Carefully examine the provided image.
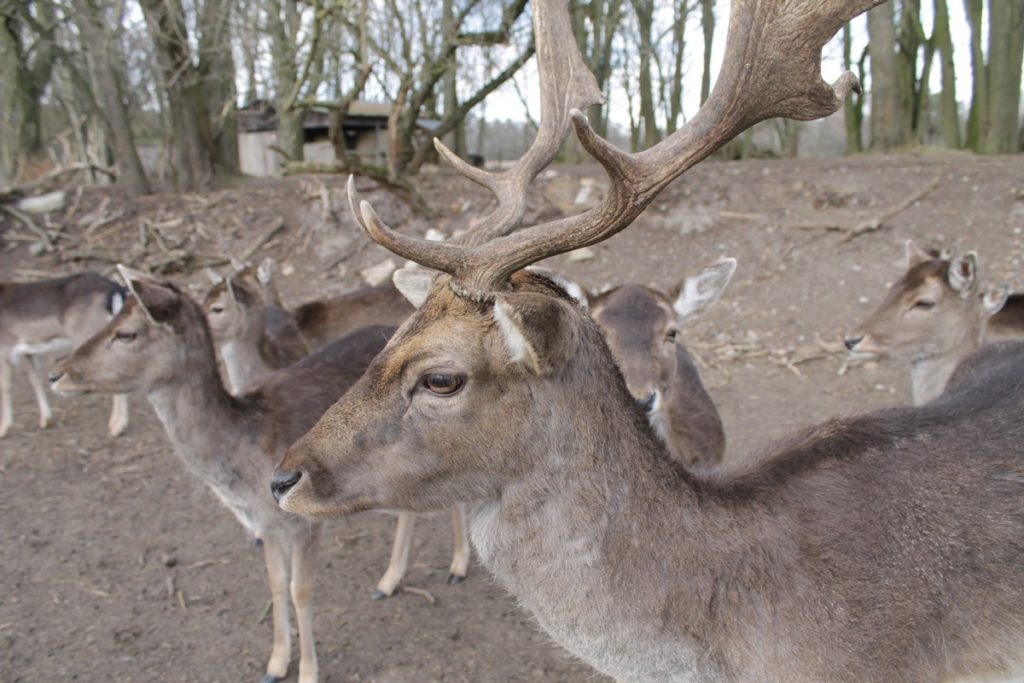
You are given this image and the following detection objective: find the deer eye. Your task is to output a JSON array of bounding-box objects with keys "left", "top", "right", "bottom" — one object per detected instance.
[
  {"left": 114, "top": 330, "right": 137, "bottom": 342},
  {"left": 209, "top": 305, "right": 225, "bottom": 314},
  {"left": 421, "top": 373, "right": 465, "bottom": 396},
  {"left": 666, "top": 328, "right": 679, "bottom": 342},
  {"left": 912, "top": 300, "right": 935, "bottom": 310}
]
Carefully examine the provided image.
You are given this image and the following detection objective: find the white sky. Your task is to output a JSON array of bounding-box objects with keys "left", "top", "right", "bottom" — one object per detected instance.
[{"left": 495, "top": 1, "right": 979, "bottom": 130}]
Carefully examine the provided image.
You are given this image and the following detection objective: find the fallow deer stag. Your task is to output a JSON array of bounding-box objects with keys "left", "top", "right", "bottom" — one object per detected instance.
[
  {"left": 273, "top": 0, "right": 1024, "bottom": 681},
  {"left": 586, "top": 259, "right": 736, "bottom": 464},
  {"left": 203, "top": 261, "right": 470, "bottom": 598},
  {"left": 844, "top": 241, "right": 1011, "bottom": 404},
  {"left": 1, "top": 272, "right": 129, "bottom": 438},
  {"left": 51, "top": 266, "right": 395, "bottom": 683}
]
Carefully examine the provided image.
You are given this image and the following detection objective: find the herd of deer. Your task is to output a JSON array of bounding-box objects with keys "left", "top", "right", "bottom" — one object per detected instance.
[{"left": 2, "top": 1, "right": 1023, "bottom": 681}]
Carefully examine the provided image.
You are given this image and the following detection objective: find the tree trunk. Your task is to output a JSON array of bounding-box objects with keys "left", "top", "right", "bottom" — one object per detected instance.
[
  {"left": 868, "top": 2, "right": 906, "bottom": 150},
  {"left": 980, "top": 0, "right": 1024, "bottom": 154},
  {"left": 441, "top": 0, "right": 465, "bottom": 157},
  {"left": 198, "top": 0, "right": 239, "bottom": 174},
  {"left": 266, "top": 0, "right": 304, "bottom": 163},
  {"left": 139, "top": 0, "right": 214, "bottom": 190},
  {"left": 699, "top": 0, "right": 714, "bottom": 105},
  {"left": 842, "top": 22, "right": 864, "bottom": 153},
  {"left": 666, "top": 1, "right": 688, "bottom": 134},
  {"left": 963, "top": 0, "right": 986, "bottom": 150},
  {"left": 896, "top": 0, "right": 922, "bottom": 138},
  {"left": 933, "top": 0, "right": 960, "bottom": 148},
  {"left": 631, "top": 0, "right": 659, "bottom": 148},
  {"left": 69, "top": 0, "right": 151, "bottom": 195}
]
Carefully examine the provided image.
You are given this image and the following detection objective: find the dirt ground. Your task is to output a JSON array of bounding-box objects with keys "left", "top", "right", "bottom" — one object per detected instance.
[{"left": 2, "top": 151, "right": 1023, "bottom": 682}]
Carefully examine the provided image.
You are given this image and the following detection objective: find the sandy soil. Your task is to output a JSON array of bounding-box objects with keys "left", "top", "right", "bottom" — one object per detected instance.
[{"left": 1, "top": 151, "right": 1023, "bottom": 682}]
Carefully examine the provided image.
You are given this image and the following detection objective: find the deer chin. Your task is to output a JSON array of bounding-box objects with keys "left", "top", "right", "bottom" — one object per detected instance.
[{"left": 50, "top": 373, "right": 99, "bottom": 396}]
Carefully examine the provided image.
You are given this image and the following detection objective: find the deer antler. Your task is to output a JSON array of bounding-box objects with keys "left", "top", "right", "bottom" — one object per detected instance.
[{"left": 352, "top": 0, "right": 884, "bottom": 300}]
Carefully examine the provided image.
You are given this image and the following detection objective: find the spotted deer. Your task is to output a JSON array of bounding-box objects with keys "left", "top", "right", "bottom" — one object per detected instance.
[
  {"left": 1, "top": 272, "right": 129, "bottom": 438},
  {"left": 844, "top": 241, "right": 1011, "bottom": 405},
  {"left": 271, "top": 1, "right": 1024, "bottom": 681},
  {"left": 203, "top": 261, "right": 469, "bottom": 599},
  {"left": 51, "top": 266, "right": 399, "bottom": 683},
  {"left": 586, "top": 259, "right": 736, "bottom": 465}
]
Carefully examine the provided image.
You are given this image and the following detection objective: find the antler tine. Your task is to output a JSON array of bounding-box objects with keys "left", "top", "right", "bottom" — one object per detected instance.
[
  {"left": 444, "top": 0, "right": 885, "bottom": 292},
  {"left": 436, "top": 0, "right": 602, "bottom": 248},
  {"left": 346, "top": 0, "right": 600, "bottom": 281}
]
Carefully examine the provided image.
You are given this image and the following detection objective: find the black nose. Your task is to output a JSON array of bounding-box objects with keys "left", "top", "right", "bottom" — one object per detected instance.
[
  {"left": 271, "top": 470, "right": 302, "bottom": 502},
  {"left": 636, "top": 392, "right": 656, "bottom": 413},
  {"left": 844, "top": 335, "right": 864, "bottom": 352},
  {"left": 49, "top": 372, "right": 64, "bottom": 383}
]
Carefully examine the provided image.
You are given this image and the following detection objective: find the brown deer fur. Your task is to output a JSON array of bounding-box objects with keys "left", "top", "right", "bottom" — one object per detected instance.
[
  {"left": 845, "top": 243, "right": 1011, "bottom": 405},
  {"left": 278, "top": 270, "right": 1024, "bottom": 682},
  {"left": 588, "top": 260, "right": 735, "bottom": 464}
]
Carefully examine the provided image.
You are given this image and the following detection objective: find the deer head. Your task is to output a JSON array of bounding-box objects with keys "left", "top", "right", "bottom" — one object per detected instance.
[
  {"left": 203, "top": 258, "right": 278, "bottom": 344},
  {"left": 845, "top": 241, "right": 1009, "bottom": 363},
  {"left": 590, "top": 259, "right": 736, "bottom": 410},
  {"left": 52, "top": 266, "right": 213, "bottom": 396},
  {"left": 272, "top": 0, "right": 882, "bottom": 517}
]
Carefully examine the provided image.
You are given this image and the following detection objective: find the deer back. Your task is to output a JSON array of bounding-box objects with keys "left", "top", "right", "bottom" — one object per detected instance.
[{"left": 293, "top": 285, "right": 414, "bottom": 350}]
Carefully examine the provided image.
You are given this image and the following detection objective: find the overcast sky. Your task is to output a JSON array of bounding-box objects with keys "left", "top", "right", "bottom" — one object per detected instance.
[{"left": 496, "top": 1, "right": 979, "bottom": 130}]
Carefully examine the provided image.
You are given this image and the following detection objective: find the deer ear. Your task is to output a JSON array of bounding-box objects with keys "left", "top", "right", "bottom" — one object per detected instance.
[
  {"left": 230, "top": 257, "right": 246, "bottom": 273},
  {"left": 904, "top": 240, "right": 935, "bottom": 269},
  {"left": 116, "top": 264, "right": 180, "bottom": 324},
  {"left": 948, "top": 251, "right": 979, "bottom": 297},
  {"left": 393, "top": 266, "right": 434, "bottom": 308},
  {"left": 672, "top": 258, "right": 737, "bottom": 324},
  {"left": 983, "top": 285, "right": 1009, "bottom": 315},
  {"left": 525, "top": 266, "right": 589, "bottom": 309},
  {"left": 205, "top": 268, "right": 224, "bottom": 285},
  {"left": 493, "top": 293, "right": 576, "bottom": 375}
]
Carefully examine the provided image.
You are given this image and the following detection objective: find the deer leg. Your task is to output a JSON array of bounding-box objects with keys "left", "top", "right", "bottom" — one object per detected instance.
[
  {"left": 290, "top": 524, "right": 320, "bottom": 683},
  {"left": 448, "top": 503, "right": 471, "bottom": 584},
  {"left": 24, "top": 356, "right": 53, "bottom": 429},
  {"left": 0, "top": 359, "right": 12, "bottom": 438},
  {"left": 108, "top": 394, "right": 129, "bottom": 436},
  {"left": 373, "top": 511, "right": 416, "bottom": 599},
  {"left": 261, "top": 534, "right": 292, "bottom": 683}
]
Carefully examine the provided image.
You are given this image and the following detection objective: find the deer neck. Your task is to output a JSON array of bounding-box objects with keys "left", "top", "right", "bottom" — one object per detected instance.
[
  {"left": 145, "top": 336, "right": 271, "bottom": 532},
  {"left": 909, "top": 315, "right": 987, "bottom": 405},
  {"left": 469, "top": 336, "right": 739, "bottom": 682},
  {"left": 220, "top": 327, "right": 272, "bottom": 394}
]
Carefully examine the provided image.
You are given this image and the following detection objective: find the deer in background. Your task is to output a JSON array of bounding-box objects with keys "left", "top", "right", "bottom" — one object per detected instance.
[
  {"left": 203, "top": 260, "right": 309, "bottom": 394},
  {"left": 844, "top": 241, "right": 1010, "bottom": 405},
  {"left": 1, "top": 272, "right": 129, "bottom": 439},
  {"left": 204, "top": 260, "right": 470, "bottom": 598},
  {"left": 51, "top": 266, "right": 399, "bottom": 683},
  {"left": 273, "top": 1, "right": 1024, "bottom": 681},
  {"left": 587, "top": 259, "right": 735, "bottom": 465}
]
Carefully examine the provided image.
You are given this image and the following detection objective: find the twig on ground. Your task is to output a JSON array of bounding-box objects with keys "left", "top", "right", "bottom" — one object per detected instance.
[
  {"left": 1, "top": 204, "right": 54, "bottom": 251},
  {"left": 399, "top": 586, "right": 437, "bottom": 605},
  {"left": 840, "top": 178, "right": 942, "bottom": 242}
]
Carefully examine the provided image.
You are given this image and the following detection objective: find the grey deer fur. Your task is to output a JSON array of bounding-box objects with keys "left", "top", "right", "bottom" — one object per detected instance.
[
  {"left": 1, "top": 272, "right": 129, "bottom": 438},
  {"left": 52, "top": 267, "right": 394, "bottom": 683}
]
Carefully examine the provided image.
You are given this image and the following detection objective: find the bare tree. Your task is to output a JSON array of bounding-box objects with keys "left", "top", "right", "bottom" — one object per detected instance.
[
  {"left": 0, "top": 0, "right": 57, "bottom": 178},
  {"left": 867, "top": 1, "right": 906, "bottom": 150},
  {"left": 842, "top": 20, "right": 866, "bottom": 153},
  {"left": 980, "top": 0, "right": 1024, "bottom": 154},
  {"left": 933, "top": 0, "right": 959, "bottom": 148},
  {"left": 138, "top": 0, "right": 215, "bottom": 190}
]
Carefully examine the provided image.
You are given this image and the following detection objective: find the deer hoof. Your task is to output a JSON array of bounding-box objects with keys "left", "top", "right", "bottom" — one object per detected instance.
[
  {"left": 259, "top": 676, "right": 283, "bottom": 683},
  {"left": 371, "top": 589, "right": 390, "bottom": 600},
  {"left": 447, "top": 573, "right": 466, "bottom": 585}
]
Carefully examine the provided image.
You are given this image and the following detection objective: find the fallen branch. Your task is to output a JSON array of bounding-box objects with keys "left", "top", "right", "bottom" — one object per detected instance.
[
  {"left": 398, "top": 586, "right": 437, "bottom": 605},
  {"left": 840, "top": 178, "right": 942, "bottom": 242},
  {"left": 1, "top": 204, "right": 54, "bottom": 251},
  {"left": 237, "top": 217, "right": 286, "bottom": 262}
]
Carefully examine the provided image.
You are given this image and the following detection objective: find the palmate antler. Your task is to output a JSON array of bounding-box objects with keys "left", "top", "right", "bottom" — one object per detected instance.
[{"left": 350, "top": 0, "right": 885, "bottom": 301}]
